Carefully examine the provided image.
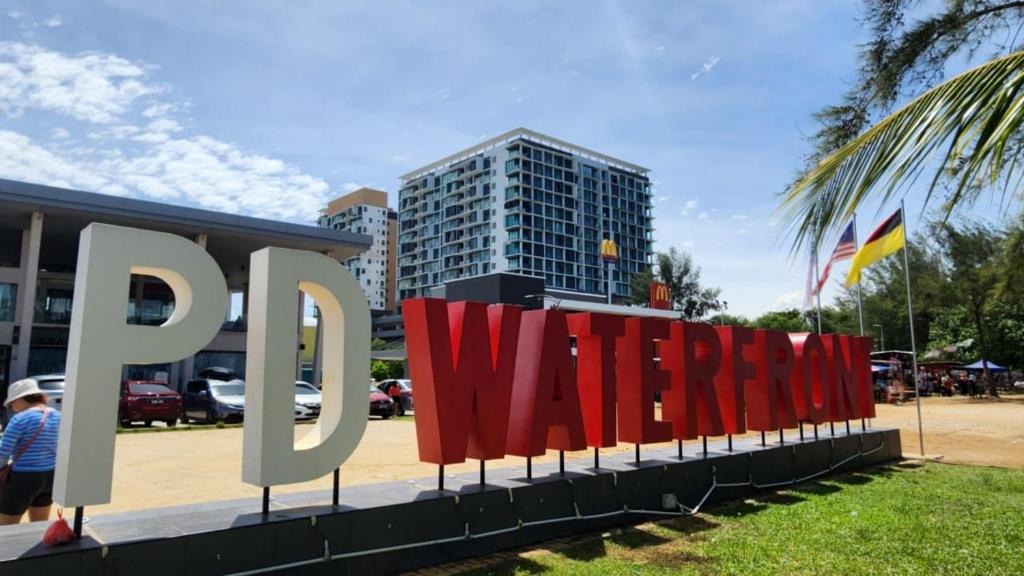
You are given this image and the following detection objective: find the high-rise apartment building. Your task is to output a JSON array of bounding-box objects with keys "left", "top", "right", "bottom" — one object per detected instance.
[
  {"left": 397, "top": 128, "right": 653, "bottom": 301},
  {"left": 319, "top": 188, "right": 397, "bottom": 312}
]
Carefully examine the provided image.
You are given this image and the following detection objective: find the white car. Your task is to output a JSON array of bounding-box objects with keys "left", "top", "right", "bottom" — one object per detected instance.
[{"left": 294, "top": 381, "right": 322, "bottom": 420}]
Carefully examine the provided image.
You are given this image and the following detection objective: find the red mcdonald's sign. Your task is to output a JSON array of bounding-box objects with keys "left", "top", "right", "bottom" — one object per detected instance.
[
  {"left": 403, "top": 298, "right": 875, "bottom": 466},
  {"left": 649, "top": 281, "right": 670, "bottom": 310}
]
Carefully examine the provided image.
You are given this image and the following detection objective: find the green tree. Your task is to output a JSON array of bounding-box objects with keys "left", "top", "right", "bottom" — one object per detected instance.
[
  {"left": 934, "top": 221, "right": 1004, "bottom": 395},
  {"left": 748, "top": 309, "right": 811, "bottom": 332},
  {"left": 628, "top": 247, "right": 722, "bottom": 320},
  {"left": 780, "top": 0, "right": 1024, "bottom": 252}
]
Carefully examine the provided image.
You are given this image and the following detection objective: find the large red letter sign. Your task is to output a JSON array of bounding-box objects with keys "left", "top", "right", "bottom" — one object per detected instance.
[
  {"left": 822, "top": 334, "right": 862, "bottom": 421},
  {"left": 506, "top": 309, "right": 587, "bottom": 457},
  {"left": 567, "top": 313, "right": 625, "bottom": 448},
  {"left": 661, "top": 322, "right": 724, "bottom": 439},
  {"left": 789, "top": 333, "right": 831, "bottom": 424},
  {"left": 853, "top": 336, "right": 877, "bottom": 418},
  {"left": 616, "top": 317, "right": 672, "bottom": 444},
  {"left": 714, "top": 326, "right": 755, "bottom": 434},
  {"left": 747, "top": 330, "right": 798, "bottom": 431},
  {"left": 403, "top": 299, "right": 521, "bottom": 465}
]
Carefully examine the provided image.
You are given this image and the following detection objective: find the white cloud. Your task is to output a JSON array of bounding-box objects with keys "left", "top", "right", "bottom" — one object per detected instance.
[
  {"left": 697, "top": 211, "right": 709, "bottom": 220},
  {"left": 773, "top": 290, "right": 803, "bottom": 310},
  {"left": 655, "top": 194, "right": 668, "bottom": 204},
  {"left": 8, "top": 11, "right": 22, "bottom": 20},
  {"left": 0, "top": 42, "right": 164, "bottom": 123},
  {"left": 680, "top": 198, "right": 698, "bottom": 216},
  {"left": 44, "top": 16, "right": 62, "bottom": 28},
  {"left": 731, "top": 214, "right": 747, "bottom": 221},
  {"left": 691, "top": 56, "right": 720, "bottom": 80},
  {"left": 0, "top": 42, "right": 334, "bottom": 222}
]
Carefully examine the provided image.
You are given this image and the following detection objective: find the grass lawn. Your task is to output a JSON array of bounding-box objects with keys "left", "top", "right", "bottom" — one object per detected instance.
[{"left": 459, "top": 462, "right": 1024, "bottom": 576}]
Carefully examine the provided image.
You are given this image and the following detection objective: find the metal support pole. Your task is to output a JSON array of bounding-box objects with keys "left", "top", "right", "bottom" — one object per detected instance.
[
  {"left": 799, "top": 422, "right": 805, "bottom": 440},
  {"left": 559, "top": 451, "right": 565, "bottom": 476},
  {"left": 779, "top": 429, "right": 784, "bottom": 445},
  {"left": 814, "top": 424, "right": 819, "bottom": 440},
  {"left": 846, "top": 421, "right": 851, "bottom": 435},
  {"left": 900, "top": 200, "right": 925, "bottom": 458},
  {"left": 702, "top": 436, "right": 708, "bottom": 458},
  {"left": 830, "top": 422, "right": 835, "bottom": 437},
  {"left": 635, "top": 443, "right": 640, "bottom": 464},
  {"left": 73, "top": 506, "right": 84, "bottom": 538},
  {"left": 594, "top": 447, "right": 600, "bottom": 470},
  {"left": 480, "top": 460, "right": 486, "bottom": 486},
  {"left": 727, "top": 434, "right": 733, "bottom": 452},
  {"left": 526, "top": 457, "right": 532, "bottom": 480},
  {"left": 760, "top": 431, "right": 766, "bottom": 446},
  {"left": 262, "top": 487, "right": 270, "bottom": 516},
  {"left": 677, "top": 439, "right": 684, "bottom": 460},
  {"left": 332, "top": 468, "right": 340, "bottom": 506},
  {"left": 853, "top": 213, "right": 866, "bottom": 338},
  {"left": 438, "top": 465, "right": 444, "bottom": 491},
  {"left": 861, "top": 418, "right": 867, "bottom": 431}
]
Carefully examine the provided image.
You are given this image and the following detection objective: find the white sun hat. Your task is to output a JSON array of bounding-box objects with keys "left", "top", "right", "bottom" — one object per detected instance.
[{"left": 3, "top": 378, "right": 44, "bottom": 407}]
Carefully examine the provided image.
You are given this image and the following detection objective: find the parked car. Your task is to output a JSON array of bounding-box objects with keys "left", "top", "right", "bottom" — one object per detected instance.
[
  {"left": 2, "top": 374, "right": 65, "bottom": 428},
  {"left": 119, "top": 380, "right": 181, "bottom": 427},
  {"left": 182, "top": 376, "right": 246, "bottom": 424},
  {"left": 376, "top": 379, "right": 413, "bottom": 415},
  {"left": 369, "top": 385, "right": 393, "bottom": 419},
  {"left": 295, "top": 381, "right": 322, "bottom": 420}
]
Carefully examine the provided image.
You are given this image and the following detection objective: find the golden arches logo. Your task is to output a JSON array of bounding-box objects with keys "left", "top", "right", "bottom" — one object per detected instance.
[
  {"left": 650, "top": 281, "right": 670, "bottom": 309},
  {"left": 600, "top": 239, "right": 619, "bottom": 262}
]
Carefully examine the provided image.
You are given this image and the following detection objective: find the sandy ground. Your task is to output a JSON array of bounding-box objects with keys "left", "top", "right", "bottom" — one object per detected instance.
[{"left": 77, "top": 395, "right": 1024, "bottom": 516}]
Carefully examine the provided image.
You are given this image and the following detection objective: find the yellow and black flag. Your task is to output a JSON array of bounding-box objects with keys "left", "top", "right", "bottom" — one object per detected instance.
[{"left": 845, "top": 209, "right": 905, "bottom": 286}]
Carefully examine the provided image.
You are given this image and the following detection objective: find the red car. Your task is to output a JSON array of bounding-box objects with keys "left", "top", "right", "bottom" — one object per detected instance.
[
  {"left": 119, "top": 380, "right": 182, "bottom": 427},
  {"left": 369, "top": 385, "right": 394, "bottom": 419}
]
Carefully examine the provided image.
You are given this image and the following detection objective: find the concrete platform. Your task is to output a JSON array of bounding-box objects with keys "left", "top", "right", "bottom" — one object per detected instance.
[{"left": 0, "top": 428, "right": 901, "bottom": 575}]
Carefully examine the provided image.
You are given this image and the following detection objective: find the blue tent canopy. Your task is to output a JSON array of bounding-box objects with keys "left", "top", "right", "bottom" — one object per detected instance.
[{"left": 962, "top": 360, "right": 1008, "bottom": 371}]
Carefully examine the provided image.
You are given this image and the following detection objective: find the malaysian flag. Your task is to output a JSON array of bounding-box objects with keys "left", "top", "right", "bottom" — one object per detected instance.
[{"left": 813, "top": 221, "right": 857, "bottom": 295}]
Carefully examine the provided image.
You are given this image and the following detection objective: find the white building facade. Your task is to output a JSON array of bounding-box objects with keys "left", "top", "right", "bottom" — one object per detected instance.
[{"left": 397, "top": 128, "right": 654, "bottom": 302}]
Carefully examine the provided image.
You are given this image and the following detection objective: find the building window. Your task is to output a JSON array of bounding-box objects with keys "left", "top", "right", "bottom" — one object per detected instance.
[{"left": 0, "top": 283, "right": 16, "bottom": 322}]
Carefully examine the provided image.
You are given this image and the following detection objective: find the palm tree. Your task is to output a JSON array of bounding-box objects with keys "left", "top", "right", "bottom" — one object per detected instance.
[{"left": 780, "top": 50, "right": 1024, "bottom": 253}]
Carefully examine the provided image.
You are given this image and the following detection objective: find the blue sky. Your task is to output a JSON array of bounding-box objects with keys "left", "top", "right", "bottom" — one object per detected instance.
[{"left": 0, "top": 1, "right": 1006, "bottom": 317}]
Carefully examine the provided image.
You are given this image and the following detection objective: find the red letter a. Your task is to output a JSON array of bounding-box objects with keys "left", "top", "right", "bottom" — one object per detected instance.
[{"left": 506, "top": 309, "right": 587, "bottom": 457}]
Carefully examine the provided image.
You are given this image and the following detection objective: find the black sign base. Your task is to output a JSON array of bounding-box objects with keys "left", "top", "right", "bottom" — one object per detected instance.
[{"left": 0, "top": 429, "right": 901, "bottom": 575}]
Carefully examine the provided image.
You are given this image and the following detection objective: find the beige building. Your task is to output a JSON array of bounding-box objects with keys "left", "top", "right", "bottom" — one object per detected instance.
[{"left": 319, "top": 188, "right": 398, "bottom": 312}]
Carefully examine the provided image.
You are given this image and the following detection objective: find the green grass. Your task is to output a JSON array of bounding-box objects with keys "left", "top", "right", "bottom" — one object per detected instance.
[{"left": 461, "top": 463, "right": 1024, "bottom": 576}]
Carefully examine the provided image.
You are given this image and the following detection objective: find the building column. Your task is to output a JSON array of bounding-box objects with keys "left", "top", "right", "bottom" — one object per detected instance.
[
  {"left": 311, "top": 311, "right": 323, "bottom": 386},
  {"left": 10, "top": 212, "right": 43, "bottom": 381},
  {"left": 296, "top": 291, "right": 305, "bottom": 380}
]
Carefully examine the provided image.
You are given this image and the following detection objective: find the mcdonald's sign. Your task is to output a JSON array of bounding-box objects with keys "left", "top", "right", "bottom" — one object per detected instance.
[
  {"left": 600, "top": 239, "right": 618, "bottom": 262},
  {"left": 649, "top": 281, "right": 670, "bottom": 309}
]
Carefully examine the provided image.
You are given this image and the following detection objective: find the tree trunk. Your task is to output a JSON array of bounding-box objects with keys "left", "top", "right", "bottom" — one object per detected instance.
[{"left": 969, "top": 295, "right": 998, "bottom": 397}]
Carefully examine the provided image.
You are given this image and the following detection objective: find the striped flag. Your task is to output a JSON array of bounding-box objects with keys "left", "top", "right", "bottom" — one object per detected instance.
[
  {"left": 845, "top": 210, "right": 905, "bottom": 287},
  {"left": 812, "top": 221, "right": 857, "bottom": 296}
]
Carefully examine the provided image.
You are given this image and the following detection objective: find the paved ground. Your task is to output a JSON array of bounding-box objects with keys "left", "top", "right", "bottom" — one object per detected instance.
[{"left": 81, "top": 395, "right": 1024, "bottom": 516}]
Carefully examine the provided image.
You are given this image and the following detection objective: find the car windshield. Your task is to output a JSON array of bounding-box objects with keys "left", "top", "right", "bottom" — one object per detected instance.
[
  {"left": 370, "top": 385, "right": 380, "bottom": 392},
  {"left": 295, "top": 383, "right": 319, "bottom": 395},
  {"left": 211, "top": 381, "right": 245, "bottom": 397},
  {"left": 130, "top": 383, "right": 173, "bottom": 394},
  {"left": 37, "top": 380, "right": 65, "bottom": 391}
]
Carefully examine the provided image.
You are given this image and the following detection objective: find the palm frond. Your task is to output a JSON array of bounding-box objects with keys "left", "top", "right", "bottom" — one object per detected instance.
[{"left": 780, "top": 50, "right": 1024, "bottom": 255}]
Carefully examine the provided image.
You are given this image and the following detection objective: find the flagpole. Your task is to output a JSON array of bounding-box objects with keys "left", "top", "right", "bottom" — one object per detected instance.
[
  {"left": 852, "top": 213, "right": 865, "bottom": 337},
  {"left": 900, "top": 200, "right": 924, "bottom": 457},
  {"left": 813, "top": 213, "right": 823, "bottom": 334}
]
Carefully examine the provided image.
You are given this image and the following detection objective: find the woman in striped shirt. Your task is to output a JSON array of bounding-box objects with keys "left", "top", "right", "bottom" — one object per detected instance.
[{"left": 0, "top": 378, "right": 62, "bottom": 524}]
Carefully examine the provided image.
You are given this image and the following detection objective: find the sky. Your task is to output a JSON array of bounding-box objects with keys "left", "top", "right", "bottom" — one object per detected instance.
[{"left": 0, "top": 1, "right": 1009, "bottom": 317}]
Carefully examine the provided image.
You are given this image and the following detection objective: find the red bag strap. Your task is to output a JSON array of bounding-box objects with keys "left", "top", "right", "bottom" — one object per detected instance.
[{"left": 11, "top": 407, "right": 51, "bottom": 465}]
